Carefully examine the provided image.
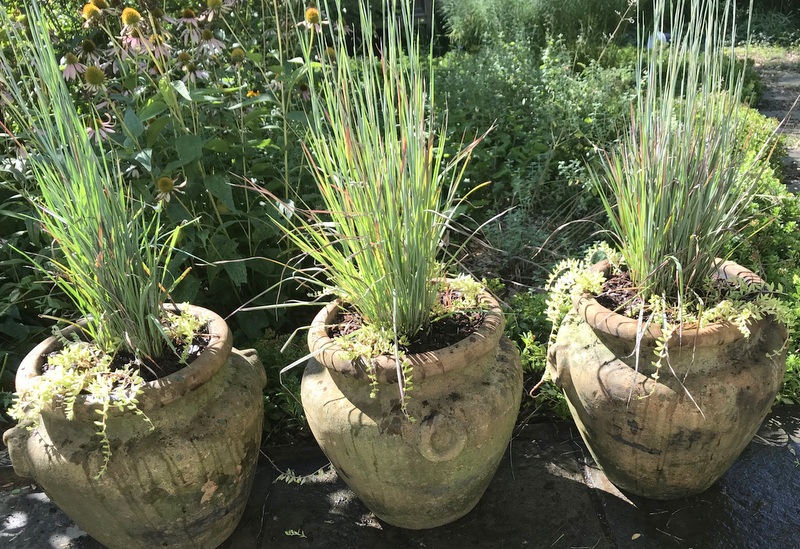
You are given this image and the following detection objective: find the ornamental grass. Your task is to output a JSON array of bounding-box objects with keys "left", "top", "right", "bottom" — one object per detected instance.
[
  {"left": 256, "top": 0, "right": 488, "bottom": 342},
  {"left": 0, "top": 1, "right": 183, "bottom": 360},
  {"left": 588, "top": 0, "right": 773, "bottom": 305}
]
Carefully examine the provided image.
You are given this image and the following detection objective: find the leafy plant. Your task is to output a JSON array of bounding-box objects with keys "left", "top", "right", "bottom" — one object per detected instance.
[
  {"left": 780, "top": 346, "right": 800, "bottom": 405},
  {"left": 773, "top": 272, "right": 800, "bottom": 405},
  {"left": 0, "top": 3, "right": 183, "bottom": 360},
  {"left": 509, "top": 292, "right": 570, "bottom": 418},
  {"left": 1, "top": 0, "right": 319, "bottom": 347},
  {"left": 433, "top": 38, "right": 635, "bottom": 268},
  {"left": 252, "top": 328, "right": 307, "bottom": 440},
  {"left": 438, "top": 0, "right": 633, "bottom": 51}
]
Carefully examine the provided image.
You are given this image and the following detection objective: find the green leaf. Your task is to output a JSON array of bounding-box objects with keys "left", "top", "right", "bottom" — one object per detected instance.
[
  {"left": 171, "top": 80, "right": 192, "bottom": 102},
  {"left": 0, "top": 319, "right": 28, "bottom": 339},
  {"left": 123, "top": 109, "right": 144, "bottom": 138},
  {"left": 531, "top": 142, "right": 549, "bottom": 154},
  {"left": 145, "top": 116, "right": 171, "bottom": 148},
  {"left": 204, "top": 138, "right": 230, "bottom": 153},
  {"left": 189, "top": 90, "right": 223, "bottom": 103},
  {"left": 138, "top": 100, "right": 169, "bottom": 121},
  {"left": 170, "top": 273, "right": 201, "bottom": 303},
  {"left": 210, "top": 235, "right": 247, "bottom": 287},
  {"left": 224, "top": 260, "right": 247, "bottom": 287},
  {"left": 228, "top": 91, "right": 276, "bottom": 110},
  {"left": 176, "top": 134, "right": 204, "bottom": 164},
  {"left": 134, "top": 149, "right": 153, "bottom": 173},
  {"left": 204, "top": 175, "right": 235, "bottom": 211},
  {"left": 285, "top": 111, "right": 308, "bottom": 123},
  {"left": 122, "top": 73, "right": 138, "bottom": 91},
  {"left": 244, "top": 108, "right": 270, "bottom": 126}
]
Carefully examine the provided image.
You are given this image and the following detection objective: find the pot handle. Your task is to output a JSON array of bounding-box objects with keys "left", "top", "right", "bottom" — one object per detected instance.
[
  {"left": 236, "top": 348, "right": 267, "bottom": 390},
  {"left": 546, "top": 344, "right": 561, "bottom": 387},
  {"left": 3, "top": 421, "right": 35, "bottom": 479},
  {"left": 416, "top": 413, "right": 467, "bottom": 463}
]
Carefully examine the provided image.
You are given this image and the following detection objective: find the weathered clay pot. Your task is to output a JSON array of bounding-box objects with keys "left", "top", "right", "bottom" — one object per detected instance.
[
  {"left": 547, "top": 260, "right": 788, "bottom": 499},
  {"left": 3, "top": 305, "right": 266, "bottom": 549},
  {"left": 301, "top": 291, "right": 523, "bottom": 529}
]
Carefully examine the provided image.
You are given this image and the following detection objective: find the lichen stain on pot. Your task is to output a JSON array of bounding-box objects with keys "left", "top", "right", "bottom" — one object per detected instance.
[
  {"left": 2, "top": 308, "right": 266, "bottom": 549},
  {"left": 301, "top": 292, "right": 524, "bottom": 529},
  {"left": 550, "top": 274, "right": 787, "bottom": 499}
]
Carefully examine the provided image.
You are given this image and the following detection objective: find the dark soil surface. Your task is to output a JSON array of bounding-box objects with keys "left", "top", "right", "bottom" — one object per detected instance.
[
  {"left": 39, "top": 322, "right": 212, "bottom": 383},
  {"left": 594, "top": 269, "right": 758, "bottom": 323},
  {"left": 595, "top": 270, "right": 643, "bottom": 316},
  {"left": 335, "top": 307, "right": 485, "bottom": 354},
  {"left": 135, "top": 327, "right": 211, "bottom": 382}
]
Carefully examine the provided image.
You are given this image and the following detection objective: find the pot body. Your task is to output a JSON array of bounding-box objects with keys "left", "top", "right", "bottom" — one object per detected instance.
[
  {"left": 548, "top": 261, "right": 788, "bottom": 499},
  {"left": 3, "top": 305, "right": 266, "bottom": 549},
  {"left": 301, "top": 293, "right": 523, "bottom": 529}
]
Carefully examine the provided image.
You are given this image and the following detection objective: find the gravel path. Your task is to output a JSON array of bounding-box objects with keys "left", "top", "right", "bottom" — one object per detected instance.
[{"left": 753, "top": 47, "right": 800, "bottom": 192}]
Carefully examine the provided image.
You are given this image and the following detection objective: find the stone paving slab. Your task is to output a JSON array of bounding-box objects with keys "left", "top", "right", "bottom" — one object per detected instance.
[
  {"left": 224, "top": 421, "right": 613, "bottom": 549},
  {"left": 2, "top": 406, "right": 799, "bottom": 548}
]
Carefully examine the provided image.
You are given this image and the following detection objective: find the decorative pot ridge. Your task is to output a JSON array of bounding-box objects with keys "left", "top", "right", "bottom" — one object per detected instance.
[
  {"left": 12, "top": 304, "right": 235, "bottom": 415},
  {"left": 576, "top": 258, "right": 780, "bottom": 348},
  {"left": 307, "top": 293, "right": 505, "bottom": 383}
]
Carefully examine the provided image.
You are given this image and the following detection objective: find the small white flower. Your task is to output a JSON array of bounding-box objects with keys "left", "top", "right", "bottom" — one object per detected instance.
[{"left": 277, "top": 199, "right": 295, "bottom": 219}]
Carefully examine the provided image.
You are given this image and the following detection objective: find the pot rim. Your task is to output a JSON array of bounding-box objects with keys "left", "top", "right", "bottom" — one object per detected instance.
[
  {"left": 307, "top": 288, "right": 505, "bottom": 383},
  {"left": 15, "top": 304, "right": 233, "bottom": 412},
  {"left": 576, "top": 258, "right": 776, "bottom": 347}
]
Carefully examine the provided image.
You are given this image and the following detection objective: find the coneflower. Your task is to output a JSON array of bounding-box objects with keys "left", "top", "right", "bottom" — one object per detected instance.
[
  {"left": 83, "top": 65, "right": 106, "bottom": 92},
  {"left": 82, "top": 3, "right": 101, "bottom": 24},
  {"left": 230, "top": 47, "right": 246, "bottom": 64},
  {"left": 121, "top": 7, "right": 142, "bottom": 29},
  {"left": 61, "top": 52, "right": 86, "bottom": 81}
]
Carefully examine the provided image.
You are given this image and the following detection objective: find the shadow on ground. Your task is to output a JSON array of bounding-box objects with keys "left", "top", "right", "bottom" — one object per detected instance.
[{"left": 2, "top": 406, "right": 799, "bottom": 549}]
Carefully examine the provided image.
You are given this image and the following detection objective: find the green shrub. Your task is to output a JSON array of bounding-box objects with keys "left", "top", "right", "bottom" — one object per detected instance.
[
  {"left": 438, "top": 0, "right": 633, "bottom": 51},
  {"left": 504, "top": 290, "right": 569, "bottom": 418},
  {"left": 597, "top": 44, "right": 765, "bottom": 104},
  {"left": 252, "top": 329, "right": 308, "bottom": 439},
  {"left": 727, "top": 167, "right": 800, "bottom": 289},
  {"left": 780, "top": 352, "right": 800, "bottom": 405},
  {"left": 0, "top": 147, "right": 73, "bottom": 370},
  {"left": 434, "top": 38, "right": 635, "bottom": 261},
  {"left": 777, "top": 273, "right": 800, "bottom": 405},
  {"left": 741, "top": 7, "right": 800, "bottom": 46},
  {"left": 723, "top": 108, "right": 798, "bottom": 288}
]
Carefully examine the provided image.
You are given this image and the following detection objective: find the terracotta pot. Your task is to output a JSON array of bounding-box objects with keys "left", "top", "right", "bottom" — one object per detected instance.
[
  {"left": 547, "top": 260, "right": 788, "bottom": 499},
  {"left": 301, "top": 290, "right": 523, "bottom": 529},
  {"left": 3, "top": 305, "right": 266, "bottom": 549}
]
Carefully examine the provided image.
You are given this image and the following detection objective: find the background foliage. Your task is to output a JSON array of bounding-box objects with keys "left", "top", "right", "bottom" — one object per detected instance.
[{"left": 3, "top": 0, "right": 800, "bottom": 428}]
